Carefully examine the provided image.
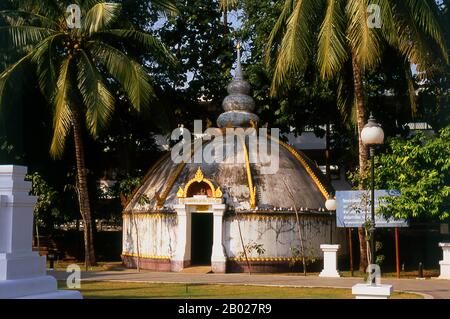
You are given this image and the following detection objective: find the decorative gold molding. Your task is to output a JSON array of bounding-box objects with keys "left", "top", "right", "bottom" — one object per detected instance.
[
  {"left": 239, "top": 135, "right": 257, "bottom": 208},
  {"left": 122, "top": 252, "right": 170, "bottom": 260},
  {"left": 270, "top": 135, "right": 329, "bottom": 200},
  {"left": 177, "top": 167, "right": 223, "bottom": 199},
  {"left": 225, "top": 213, "right": 331, "bottom": 221},
  {"left": 154, "top": 140, "right": 208, "bottom": 208},
  {"left": 228, "top": 257, "right": 303, "bottom": 262},
  {"left": 156, "top": 162, "right": 186, "bottom": 208},
  {"left": 123, "top": 212, "right": 176, "bottom": 219},
  {"left": 123, "top": 152, "right": 171, "bottom": 210}
]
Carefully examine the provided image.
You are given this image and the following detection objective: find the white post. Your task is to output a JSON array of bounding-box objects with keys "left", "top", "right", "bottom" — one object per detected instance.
[
  {"left": 438, "top": 242, "right": 450, "bottom": 279},
  {"left": 352, "top": 283, "right": 393, "bottom": 299},
  {"left": 319, "top": 244, "right": 340, "bottom": 277},
  {"left": 0, "top": 165, "right": 82, "bottom": 299},
  {"left": 211, "top": 204, "right": 227, "bottom": 273},
  {"left": 171, "top": 204, "right": 191, "bottom": 271}
]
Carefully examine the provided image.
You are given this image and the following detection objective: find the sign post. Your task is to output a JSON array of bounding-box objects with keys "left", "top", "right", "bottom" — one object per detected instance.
[{"left": 336, "top": 190, "right": 408, "bottom": 278}]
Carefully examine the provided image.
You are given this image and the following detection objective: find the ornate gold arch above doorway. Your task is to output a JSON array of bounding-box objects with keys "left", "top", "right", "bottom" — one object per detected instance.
[{"left": 176, "top": 167, "right": 223, "bottom": 198}]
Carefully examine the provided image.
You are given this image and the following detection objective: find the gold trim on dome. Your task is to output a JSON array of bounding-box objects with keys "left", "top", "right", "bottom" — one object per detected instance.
[
  {"left": 123, "top": 152, "right": 171, "bottom": 210},
  {"left": 239, "top": 135, "right": 257, "bottom": 209},
  {"left": 270, "top": 135, "right": 329, "bottom": 200},
  {"left": 156, "top": 162, "right": 186, "bottom": 208},
  {"left": 177, "top": 167, "right": 223, "bottom": 199},
  {"left": 154, "top": 139, "right": 207, "bottom": 208}
]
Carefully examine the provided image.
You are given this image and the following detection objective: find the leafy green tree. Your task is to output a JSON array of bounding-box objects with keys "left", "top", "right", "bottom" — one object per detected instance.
[
  {"left": 350, "top": 126, "right": 450, "bottom": 221},
  {"left": 266, "top": 0, "right": 448, "bottom": 271},
  {"left": 0, "top": 0, "right": 177, "bottom": 266},
  {"left": 154, "top": 0, "right": 233, "bottom": 127}
]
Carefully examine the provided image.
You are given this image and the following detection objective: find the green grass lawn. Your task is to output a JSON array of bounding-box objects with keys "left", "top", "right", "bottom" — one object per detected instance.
[{"left": 59, "top": 281, "right": 422, "bottom": 299}]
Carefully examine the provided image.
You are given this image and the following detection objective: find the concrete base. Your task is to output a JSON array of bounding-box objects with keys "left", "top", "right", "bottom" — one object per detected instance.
[
  {"left": 319, "top": 270, "right": 340, "bottom": 278},
  {"left": 319, "top": 244, "right": 341, "bottom": 278},
  {"left": 352, "top": 283, "right": 393, "bottom": 299},
  {"left": 438, "top": 261, "right": 450, "bottom": 280},
  {"left": 438, "top": 243, "right": 450, "bottom": 279},
  {"left": 0, "top": 275, "right": 82, "bottom": 299},
  {"left": 211, "top": 261, "right": 226, "bottom": 273},
  {"left": 171, "top": 259, "right": 191, "bottom": 272}
]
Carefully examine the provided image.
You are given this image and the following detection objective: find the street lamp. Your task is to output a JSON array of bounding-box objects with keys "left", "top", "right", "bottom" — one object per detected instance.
[
  {"left": 325, "top": 195, "right": 337, "bottom": 244},
  {"left": 325, "top": 196, "right": 336, "bottom": 211},
  {"left": 361, "top": 113, "right": 384, "bottom": 265}
]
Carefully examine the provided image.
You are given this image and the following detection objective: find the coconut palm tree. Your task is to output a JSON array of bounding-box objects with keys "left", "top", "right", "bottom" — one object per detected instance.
[
  {"left": 266, "top": 0, "right": 448, "bottom": 271},
  {"left": 0, "top": 0, "right": 178, "bottom": 266}
]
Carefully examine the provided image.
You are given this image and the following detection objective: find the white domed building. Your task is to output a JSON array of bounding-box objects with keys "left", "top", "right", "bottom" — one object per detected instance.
[{"left": 122, "top": 49, "right": 346, "bottom": 273}]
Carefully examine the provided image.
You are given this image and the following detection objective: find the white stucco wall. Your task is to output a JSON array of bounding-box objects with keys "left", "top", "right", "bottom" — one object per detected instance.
[
  {"left": 224, "top": 215, "right": 346, "bottom": 259},
  {"left": 123, "top": 213, "right": 346, "bottom": 261},
  {"left": 122, "top": 214, "right": 177, "bottom": 257}
]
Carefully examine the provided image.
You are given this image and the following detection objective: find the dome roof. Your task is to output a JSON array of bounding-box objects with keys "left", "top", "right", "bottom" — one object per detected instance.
[
  {"left": 124, "top": 134, "right": 333, "bottom": 213},
  {"left": 124, "top": 45, "right": 334, "bottom": 214}
]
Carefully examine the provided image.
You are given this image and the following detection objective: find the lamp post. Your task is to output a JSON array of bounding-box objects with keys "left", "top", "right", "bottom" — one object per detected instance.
[
  {"left": 361, "top": 113, "right": 384, "bottom": 265},
  {"left": 325, "top": 196, "right": 337, "bottom": 244}
]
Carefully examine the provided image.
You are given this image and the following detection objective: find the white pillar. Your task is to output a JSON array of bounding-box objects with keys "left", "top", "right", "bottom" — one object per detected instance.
[
  {"left": 319, "top": 244, "right": 340, "bottom": 278},
  {"left": 211, "top": 204, "right": 227, "bottom": 273},
  {"left": 438, "top": 242, "right": 450, "bottom": 279},
  {"left": 171, "top": 204, "right": 191, "bottom": 271},
  {"left": 0, "top": 165, "right": 81, "bottom": 299}
]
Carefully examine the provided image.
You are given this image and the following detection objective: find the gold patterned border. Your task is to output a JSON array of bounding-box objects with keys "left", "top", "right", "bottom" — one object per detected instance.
[
  {"left": 122, "top": 252, "right": 170, "bottom": 260},
  {"left": 122, "top": 213, "right": 177, "bottom": 219},
  {"left": 228, "top": 257, "right": 303, "bottom": 262},
  {"left": 225, "top": 213, "right": 332, "bottom": 221}
]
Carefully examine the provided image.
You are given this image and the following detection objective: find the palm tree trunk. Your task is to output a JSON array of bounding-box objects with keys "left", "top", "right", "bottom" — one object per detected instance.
[
  {"left": 72, "top": 112, "right": 97, "bottom": 267},
  {"left": 223, "top": 9, "right": 228, "bottom": 32},
  {"left": 351, "top": 52, "right": 368, "bottom": 273}
]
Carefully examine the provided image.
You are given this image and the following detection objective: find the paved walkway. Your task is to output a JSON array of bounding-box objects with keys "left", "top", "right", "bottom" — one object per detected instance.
[{"left": 50, "top": 269, "right": 450, "bottom": 299}]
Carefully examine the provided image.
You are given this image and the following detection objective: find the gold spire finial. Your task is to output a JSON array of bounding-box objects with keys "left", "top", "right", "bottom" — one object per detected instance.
[{"left": 236, "top": 41, "right": 241, "bottom": 51}]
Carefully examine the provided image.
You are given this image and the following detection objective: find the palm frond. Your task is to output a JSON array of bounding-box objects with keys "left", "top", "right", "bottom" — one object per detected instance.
[
  {"left": 31, "top": 33, "right": 64, "bottom": 101},
  {"left": 317, "top": 0, "right": 348, "bottom": 79},
  {"left": 0, "top": 25, "right": 57, "bottom": 50},
  {"left": 50, "top": 58, "right": 73, "bottom": 158},
  {"left": 346, "top": 0, "right": 381, "bottom": 68},
  {"left": 10, "top": 0, "right": 64, "bottom": 21},
  {"left": 0, "top": 10, "right": 60, "bottom": 29},
  {"left": 101, "top": 29, "right": 177, "bottom": 67},
  {"left": 393, "top": 4, "right": 434, "bottom": 74},
  {"left": 77, "top": 49, "right": 115, "bottom": 136},
  {"left": 270, "top": 0, "right": 316, "bottom": 95},
  {"left": 83, "top": 2, "right": 121, "bottom": 35},
  {"left": 87, "top": 41, "right": 155, "bottom": 112},
  {"left": 264, "top": 0, "right": 296, "bottom": 67},
  {"left": 0, "top": 51, "right": 34, "bottom": 108},
  {"left": 151, "top": 0, "right": 180, "bottom": 16},
  {"left": 219, "top": 0, "right": 239, "bottom": 11},
  {"left": 404, "top": 0, "right": 448, "bottom": 63}
]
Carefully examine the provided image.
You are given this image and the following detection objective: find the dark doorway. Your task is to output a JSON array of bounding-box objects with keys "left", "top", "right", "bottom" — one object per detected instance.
[{"left": 191, "top": 213, "right": 213, "bottom": 265}]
